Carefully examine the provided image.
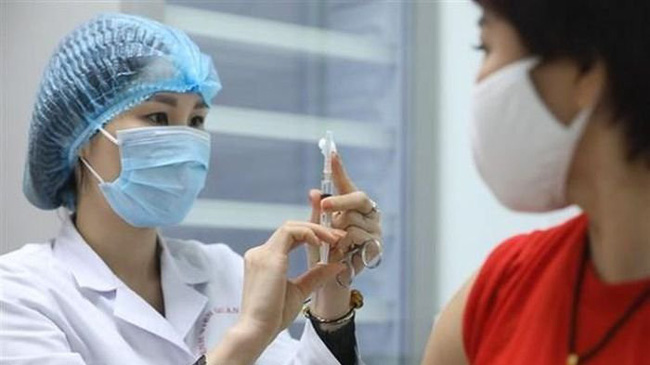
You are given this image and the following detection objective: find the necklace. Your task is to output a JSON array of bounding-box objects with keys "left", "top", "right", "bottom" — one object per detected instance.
[{"left": 566, "top": 240, "right": 650, "bottom": 365}]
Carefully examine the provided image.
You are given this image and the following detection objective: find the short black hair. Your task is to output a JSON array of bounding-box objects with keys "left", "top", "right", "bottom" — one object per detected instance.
[{"left": 475, "top": 0, "right": 650, "bottom": 165}]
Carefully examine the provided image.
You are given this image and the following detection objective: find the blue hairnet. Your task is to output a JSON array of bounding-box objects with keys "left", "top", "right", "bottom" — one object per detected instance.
[{"left": 23, "top": 13, "right": 221, "bottom": 210}]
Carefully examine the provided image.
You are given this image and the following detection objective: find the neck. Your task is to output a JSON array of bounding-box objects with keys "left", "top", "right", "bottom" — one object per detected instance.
[
  {"left": 75, "top": 193, "right": 160, "bottom": 286},
  {"left": 569, "top": 120, "right": 650, "bottom": 284},
  {"left": 584, "top": 187, "right": 650, "bottom": 283}
]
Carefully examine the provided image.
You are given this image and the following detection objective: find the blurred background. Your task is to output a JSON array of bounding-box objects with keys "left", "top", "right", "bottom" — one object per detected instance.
[{"left": 0, "top": 1, "right": 577, "bottom": 363}]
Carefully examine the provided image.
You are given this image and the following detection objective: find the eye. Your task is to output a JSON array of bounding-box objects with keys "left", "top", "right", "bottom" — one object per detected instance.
[
  {"left": 472, "top": 42, "right": 490, "bottom": 55},
  {"left": 473, "top": 43, "right": 489, "bottom": 53},
  {"left": 145, "top": 112, "right": 169, "bottom": 126},
  {"left": 190, "top": 115, "right": 205, "bottom": 128}
]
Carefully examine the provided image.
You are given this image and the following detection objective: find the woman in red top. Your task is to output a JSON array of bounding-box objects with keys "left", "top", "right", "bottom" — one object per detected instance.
[{"left": 423, "top": 0, "right": 650, "bottom": 364}]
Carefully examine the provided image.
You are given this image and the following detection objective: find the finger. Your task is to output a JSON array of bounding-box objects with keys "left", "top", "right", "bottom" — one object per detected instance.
[
  {"left": 271, "top": 223, "right": 343, "bottom": 254},
  {"left": 332, "top": 210, "right": 380, "bottom": 234},
  {"left": 302, "top": 220, "right": 348, "bottom": 267},
  {"left": 291, "top": 262, "right": 347, "bottom": 299},
  {"left": 337, "top": 226, "right": 374, "bottom": 253},
  {"left": 302, "top": 225, "right": 347, "bottom": 267},
  {"left": 324, "top": 247, "right": 346, "bottom": 263},
  {"left": 308, "top": 189, "right": 322, "bottom": 224},
  {"left": 350, "top": 249, "right": 367, "bottom": 276},
  {"left": 282, "top": 226, "right": 321, "bottom": 250},
  {"left": 284, "top": 221, "right": 347, "bottom": 240},
  {"left": 331, "top": 152, "right": 357, "bottom": 195},
  {"left": 322, "top": 191, "right": 374, "bottom": 214}
]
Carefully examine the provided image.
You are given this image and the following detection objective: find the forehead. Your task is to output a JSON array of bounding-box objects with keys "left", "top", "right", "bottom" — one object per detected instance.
[{"left": 479, "top": 8, "right": 506, "bottom": 29}]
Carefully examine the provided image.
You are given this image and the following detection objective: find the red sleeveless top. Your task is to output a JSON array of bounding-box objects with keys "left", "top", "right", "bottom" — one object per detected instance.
[{"left": 463, "top": 215, "right": 650, "bottom": 364}]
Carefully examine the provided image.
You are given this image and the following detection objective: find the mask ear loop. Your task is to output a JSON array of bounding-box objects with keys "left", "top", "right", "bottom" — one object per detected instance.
[
  {"left": 98, "top": 127, "right": 119, "bottom": 145},
  {"left": 79, "top": 157, "right": 105, "bottom": 184},
  {"left": 77, "top": 126, "right": 118, "bottom": 185}
]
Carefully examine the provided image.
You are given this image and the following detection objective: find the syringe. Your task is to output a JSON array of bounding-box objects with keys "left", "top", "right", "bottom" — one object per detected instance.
[{"left": 318, "top": 131, "right": 336, "bottom": 264}]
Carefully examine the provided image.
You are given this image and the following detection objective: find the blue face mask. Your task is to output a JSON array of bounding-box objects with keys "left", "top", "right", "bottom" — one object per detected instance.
[{"left": 80, "top": 126, "right": 210, "bottom": 227}]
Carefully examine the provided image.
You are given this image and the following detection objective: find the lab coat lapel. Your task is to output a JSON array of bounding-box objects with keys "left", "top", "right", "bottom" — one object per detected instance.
[
  {"left": 113, "top": 284, "right": 190, "bottom": 353},
  {"left": 52, "top": 216, "right": 119, "bottom": 292},
  {"left": 159, "top": 237, "right": 209, "bottom": 341},
  {"left": 53, "top": 216, "right": 210, "bottom": 355}
]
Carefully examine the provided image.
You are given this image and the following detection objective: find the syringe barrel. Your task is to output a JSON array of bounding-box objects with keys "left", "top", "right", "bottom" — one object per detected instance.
[{"left": 321, "top": 175, "right": 333, "bottom": 197}]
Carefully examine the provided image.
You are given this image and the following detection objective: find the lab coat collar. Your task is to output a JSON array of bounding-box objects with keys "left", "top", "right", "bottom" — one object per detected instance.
[
  {"left": 52, "top": 216, "right": 211, "bottom": 353},
  {"left": 52, "top": 216, "right": 119, "bottom": 292},
  {"left": 159, "top": 235, "right": 211, "bottom": 286},
  {"left": 52, "top": 215, "right": 211, "bottom": 290}
]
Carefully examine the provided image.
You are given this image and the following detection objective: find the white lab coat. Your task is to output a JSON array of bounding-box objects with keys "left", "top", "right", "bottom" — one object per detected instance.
[{"left": 0, "top": 217, "right": 346, "bottom": 365}]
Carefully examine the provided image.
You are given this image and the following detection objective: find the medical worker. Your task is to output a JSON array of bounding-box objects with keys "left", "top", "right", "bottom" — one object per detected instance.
[
  {"left": 0, "top": 14, "right": 382, "bottom": 365},
  {"left": 424, "top": 0, "right": 649, "bottom": 364}
]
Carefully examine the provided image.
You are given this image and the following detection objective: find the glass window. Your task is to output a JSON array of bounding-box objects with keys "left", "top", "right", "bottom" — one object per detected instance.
[{"left": 161, "top": 1, "right": 409, "bottom": 362}]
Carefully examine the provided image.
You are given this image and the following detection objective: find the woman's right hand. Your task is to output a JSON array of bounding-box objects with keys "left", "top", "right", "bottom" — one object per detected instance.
[{"left": 207, "top": 221, "right": 347, "bottom": 365}]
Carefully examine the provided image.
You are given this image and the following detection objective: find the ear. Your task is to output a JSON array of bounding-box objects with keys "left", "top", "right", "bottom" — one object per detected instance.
[
  {"left": 77, "top": 126, "right": 106, "bottom": 160},
  {"left": 77, "top": 141, "right": 91, "bottom": 160},
  {"left": 575, "top": 60, "right": 606, "bottom": 110}
]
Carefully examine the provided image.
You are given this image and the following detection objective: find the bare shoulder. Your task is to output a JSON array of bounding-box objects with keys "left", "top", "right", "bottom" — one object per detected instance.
[{"left": 421, "top": 273, "right": 477, "bottom": 365}]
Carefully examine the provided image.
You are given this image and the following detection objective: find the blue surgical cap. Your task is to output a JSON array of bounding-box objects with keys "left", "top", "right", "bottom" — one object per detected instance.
[{"left": 23, "top": 13, "right": 221, "bottom": 210}]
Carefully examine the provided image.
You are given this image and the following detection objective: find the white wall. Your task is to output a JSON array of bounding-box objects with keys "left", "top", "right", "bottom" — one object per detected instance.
[
  {"left": 0, "top": 1, "right": 121, "bottom": 254},
  {"left": 433, "top": 1, "right": 579, "bottom": 307}
]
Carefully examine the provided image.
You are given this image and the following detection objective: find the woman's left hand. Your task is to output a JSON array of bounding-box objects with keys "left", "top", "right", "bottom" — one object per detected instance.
[{"left": 307, "top": 152, "right": 382, "bottom": 320}]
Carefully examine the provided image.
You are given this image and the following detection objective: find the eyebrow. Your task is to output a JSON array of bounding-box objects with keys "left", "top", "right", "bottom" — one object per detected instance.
[{"left": 149, "top": 94, "right": 208, "bottom": 109}]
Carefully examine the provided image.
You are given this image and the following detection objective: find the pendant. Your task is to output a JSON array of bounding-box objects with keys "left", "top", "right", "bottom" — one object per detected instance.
[{"left": 567, "top": 354, "right": 579, "bottom": 365}]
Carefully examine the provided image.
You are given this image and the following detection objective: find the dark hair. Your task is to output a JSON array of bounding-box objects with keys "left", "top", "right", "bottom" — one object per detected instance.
[{"left": 475, "top": 0, "right": 650, "bottom": 164}]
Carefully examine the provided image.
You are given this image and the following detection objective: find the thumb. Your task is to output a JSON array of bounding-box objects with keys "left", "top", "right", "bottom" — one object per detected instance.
[
  {"left": 331, "top": 152, "right": 357, "bottom": 195},
  {"left": 292, "top": 262, "right": 346, "bottom": 299},
  {"left": 308, "top": 189, "right": 322, "bottom": 224}
]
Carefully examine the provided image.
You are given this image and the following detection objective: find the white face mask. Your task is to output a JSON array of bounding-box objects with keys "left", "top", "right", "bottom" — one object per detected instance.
[{"left": 470, "top": 57, "right": 593, "bottom": 212}]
